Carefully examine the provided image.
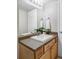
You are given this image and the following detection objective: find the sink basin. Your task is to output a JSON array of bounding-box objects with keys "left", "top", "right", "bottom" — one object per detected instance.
[{"left": 31, "top": 34, "right": 53, "bottom": 42}]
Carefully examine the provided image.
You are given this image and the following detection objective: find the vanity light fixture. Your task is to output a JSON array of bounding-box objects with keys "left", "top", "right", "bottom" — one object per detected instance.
[{"left": 30, "top": 0, "right": 43, "bottom": 6}]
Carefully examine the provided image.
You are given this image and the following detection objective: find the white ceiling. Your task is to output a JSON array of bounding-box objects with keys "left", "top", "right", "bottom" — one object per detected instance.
[
  {"left": 43, "top": 0, "right": 58, "bottom": 4},
  {"left": 18, "top": 0, "right": 58, "bottom": 11},
  {"left": 18, "top": 0, "right": 35, "bottom": 11},
  {"left": 43, "top": 0, "right": 52, "bottom": 4}
]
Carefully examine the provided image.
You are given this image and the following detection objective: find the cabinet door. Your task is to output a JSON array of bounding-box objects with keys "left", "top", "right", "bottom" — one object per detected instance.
[
  {"left": 36, "top": 47, "right": 43, "bottom": 59},
  {"left": 51, "top": 43, "right": 57, "bottom": 59},
  {"left": 19, "top": 44, "right": 34, "bottom": 59},
  {"left": 19, "top": 44, "right": 26, "bottom": 59},
  {"left": 40, "top": 50, "right": 50, "bottom": 59},
  {"left": 44, "top": 39, "right": 56, "bottom": 52}
]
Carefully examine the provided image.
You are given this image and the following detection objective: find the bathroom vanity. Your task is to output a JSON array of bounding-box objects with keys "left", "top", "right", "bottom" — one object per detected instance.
[{"left": 19, "top": 33, "right": 58, "bottom": 59}]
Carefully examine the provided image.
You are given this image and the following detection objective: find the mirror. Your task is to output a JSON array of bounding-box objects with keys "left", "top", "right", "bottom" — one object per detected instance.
[{"left": 18, "top": 0, "right": 60, "bottom": 35}]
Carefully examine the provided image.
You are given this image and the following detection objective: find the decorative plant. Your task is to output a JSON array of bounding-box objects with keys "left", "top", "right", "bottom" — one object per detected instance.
[
  {"left": 35, "top": 27, "right": 51, "bottom": 34},
  {"left": 35, "top": 27, "right": 46, "bottom": 33},
  {"left": 45, "top": 29, "right": 51, "bottom": 34}
]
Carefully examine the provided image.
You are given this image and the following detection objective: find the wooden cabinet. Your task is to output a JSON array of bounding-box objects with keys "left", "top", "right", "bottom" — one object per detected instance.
[
  {"left": 51, "top": 43, "right": 58, "bottom": 59},
  {"left": 19, "top": 44, "right": 34, "bottom": 59},
  {"left": 19, "top": 37, "right": 58, "bottom": 59},
  {"left": 19, "top": 44, "right": 44, "bottom": 59},
  {"left": 40, "top": 50, "right": 50, "bottom": 59},
  {"left": 44, "top": 39, "right": 55, "bottom": 52},
  {"left": 35, "top": 47, "right": 43, "bottom": 59}
]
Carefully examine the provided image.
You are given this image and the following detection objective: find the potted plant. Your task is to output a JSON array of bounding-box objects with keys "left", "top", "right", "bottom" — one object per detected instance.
[{"left": 35, "top": 27, "right": 45, "bottom": 34}]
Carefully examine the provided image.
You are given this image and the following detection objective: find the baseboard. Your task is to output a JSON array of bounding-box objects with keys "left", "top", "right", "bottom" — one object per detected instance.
[{"left": 58, "top": 56, "right": 62, "bottom": 59}]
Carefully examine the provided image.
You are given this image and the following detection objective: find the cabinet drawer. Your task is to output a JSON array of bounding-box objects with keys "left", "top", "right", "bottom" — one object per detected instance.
[
  {"left": 50, "top": 39, "right": 56, "bottom": 47},
  {"left": 36, "top": 47, "right": 43, "bottom": 59},
  {"left": 44, "top": 39, "right": 56, "bottom": 52}
]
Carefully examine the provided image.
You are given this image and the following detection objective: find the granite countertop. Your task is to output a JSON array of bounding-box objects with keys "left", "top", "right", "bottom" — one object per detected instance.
[
  {"left": 18, "top": 32, "right": 36, "bottom": 38},
  {"left": 20, "top": 34, "right": 57, "bottom": 50}
]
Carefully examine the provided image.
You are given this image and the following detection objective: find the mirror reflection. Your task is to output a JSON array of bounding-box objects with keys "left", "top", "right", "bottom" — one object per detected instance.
[{"left": 18, "top": 0, "right": 59, "bottom": 35}]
